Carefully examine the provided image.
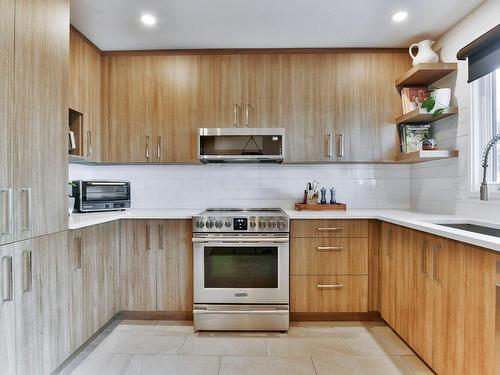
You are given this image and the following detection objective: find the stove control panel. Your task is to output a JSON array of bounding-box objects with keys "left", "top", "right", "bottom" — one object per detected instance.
[
  {"left": 233, "top": 218, "right": 248, "bottom": 231},
  {"left": 192, "top": 211, "right": 289, "bottom": 233}
]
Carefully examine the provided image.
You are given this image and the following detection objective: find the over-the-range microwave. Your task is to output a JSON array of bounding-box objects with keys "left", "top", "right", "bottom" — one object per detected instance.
[{"left": 72, "top": 180, "right": 131, "bottom": 212}]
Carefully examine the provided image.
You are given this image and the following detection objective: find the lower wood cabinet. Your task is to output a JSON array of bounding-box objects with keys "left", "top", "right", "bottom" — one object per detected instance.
[
  {"left": 0, "top": 231, "right": 70, "bottom": 375},
  {"left": 381, "top": 223, "right": 499, "bottom": 375},
  {"left": 68, "top": 221, "right": 120, "bottom": 352},
  {"left": 120, "top": 219, "right": 192, "bottom": 312}
]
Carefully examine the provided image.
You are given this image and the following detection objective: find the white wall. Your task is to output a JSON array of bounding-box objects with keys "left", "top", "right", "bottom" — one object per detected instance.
[
  {"left": 410, "top": 0, "right": 500, "bottom": 220},
  {"left": 69, "top": 163, "right": 411, "bottom": 210}
]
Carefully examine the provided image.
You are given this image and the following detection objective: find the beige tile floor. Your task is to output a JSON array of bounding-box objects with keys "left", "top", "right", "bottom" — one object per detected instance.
[{"left": 59, "top": 320, "right": 434, "bottom": 375}]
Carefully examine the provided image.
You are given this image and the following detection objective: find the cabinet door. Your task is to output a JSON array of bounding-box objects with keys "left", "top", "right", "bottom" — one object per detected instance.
[
  {"left": 198, "top": 54, "right": 242, "bottom": 128},
  {"left": 240, "top": 54, "right": 284, "bottom": 129},
  {"left": 431, "top": 236, "right": 466, "bottom": 375},
  {"left": 38, "top": 231, "right": 70, "bottom": 374},
  {"left": 120, "top": 220, "right": 157, "bottom": 310},
  {"left": 156, "top": 220, "right": 192, "bottom": 312},
  {"left": 380, "top": 223, "right": 396, "bottom": 327},
  {"left": 14, "top": 0, "right": 69, "bottom": 241},
  {"left": 104, "top": 56, "right": 154, "bottom": 163},
  {"left": 0, "top": 243, "right": 16, "bottom": 375},
  {"left": 0, "top": 0, "right": 14, "bottom": 245}
]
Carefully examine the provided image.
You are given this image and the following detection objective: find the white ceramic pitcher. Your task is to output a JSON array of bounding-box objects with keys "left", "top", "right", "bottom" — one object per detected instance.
[{"left": 409, "top": 40, "right": 439, "bottom": 66}]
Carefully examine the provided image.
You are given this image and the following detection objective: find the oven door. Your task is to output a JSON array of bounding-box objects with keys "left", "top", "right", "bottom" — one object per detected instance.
[
  {"left": 193, "top": 235, "right": 289, "bottom": 304},
  {"left": 81, "top": 181, "right": 130, "bottom": 202}
]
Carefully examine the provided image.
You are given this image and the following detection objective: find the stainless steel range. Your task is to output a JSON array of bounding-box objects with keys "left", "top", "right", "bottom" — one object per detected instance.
[{"left": 192, "top": 208, "right": 289, "bottom": 331}]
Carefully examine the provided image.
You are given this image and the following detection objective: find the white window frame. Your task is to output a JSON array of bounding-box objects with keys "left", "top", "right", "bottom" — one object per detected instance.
[{"left": 470, "top": 69, "right": 500, "bottom": 197}]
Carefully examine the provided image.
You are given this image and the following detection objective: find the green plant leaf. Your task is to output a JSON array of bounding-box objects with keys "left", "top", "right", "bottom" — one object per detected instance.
[
  {"left": 421, "top": 97, "right": 435, "bottom": 113},
  {"left": 432, "top": 108, "right": 445, "bottom": 117}
]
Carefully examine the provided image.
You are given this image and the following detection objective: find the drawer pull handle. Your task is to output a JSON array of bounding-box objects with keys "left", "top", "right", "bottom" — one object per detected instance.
[
  {"left": 317, "top": 283, "right": 343, "bottom": 289},
  {"left": 317, "top": 246, "right": 343, "bottom": 251},
  {"left": 317, "top": 228, "right": 343, "bottom": 231}
]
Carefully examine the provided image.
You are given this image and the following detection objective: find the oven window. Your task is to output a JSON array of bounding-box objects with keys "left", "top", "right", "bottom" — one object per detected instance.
[
  {"left": 204, "top": 247, "right": 278, "bottom": 288},
  {"left": 84, "top": 185, "right": 129, "bottom": 201}
]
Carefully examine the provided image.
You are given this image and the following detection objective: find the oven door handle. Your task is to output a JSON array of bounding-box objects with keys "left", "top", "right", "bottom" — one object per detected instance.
[
  {"left": 192, "top": 237, "right": 289, "bottom": 244},
  {"left": 193, "top": 309, "right": 289, "bottom": 315}
]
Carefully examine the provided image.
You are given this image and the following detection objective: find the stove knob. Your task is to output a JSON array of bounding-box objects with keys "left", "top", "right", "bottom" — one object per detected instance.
[
  {"left": 215, "top": 220, "right": 223, "bottom": 229},
  {"left": 277, "top": 220, "right": 286, "bottom": 230},
  {"left": 195, "top": 220, "right": 204, "bottom": 229},
  {"left": 258, "top": 221, "right": 267, "bottom": 229},
  {"left": 268, "top": 220, "right": 277, "bottom": 229},
  {"left": 249, "top": 220, "right": 257, "bottom": 228},
  {"left": 205, "top": 220, "right": 214, "bottom": 229},
  {"left": 224, "top": 220, "right": 232, "bottom": 228}
]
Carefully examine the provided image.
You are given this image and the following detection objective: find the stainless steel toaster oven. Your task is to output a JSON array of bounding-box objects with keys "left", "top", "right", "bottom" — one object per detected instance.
[{"left": 72, "top": 180, "right": 131, "bottom": 212}]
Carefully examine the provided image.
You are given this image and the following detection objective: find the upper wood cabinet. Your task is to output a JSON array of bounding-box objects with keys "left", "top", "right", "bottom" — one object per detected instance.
[
  {"left": 0, "top": 0, "right": 14, "bottom": 245},
  {"left": 69, "top": 28, "right": 102, "bottom": 161},
  {"left": 100, "top": 51, "right": 409, "bottom": 164},
  {"left": 0, "top": 0, "right": 69, "bottom": 243}
]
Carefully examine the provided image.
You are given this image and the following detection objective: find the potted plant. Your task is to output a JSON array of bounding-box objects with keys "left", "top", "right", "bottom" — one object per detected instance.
[{"left": 421, "top": 88, "right": 451, "bottom": 117}]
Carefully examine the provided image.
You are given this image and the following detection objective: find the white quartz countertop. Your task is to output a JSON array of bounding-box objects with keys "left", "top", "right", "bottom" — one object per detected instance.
[{"left": 69, "top": 209, "right": 500, "bottom": 253}]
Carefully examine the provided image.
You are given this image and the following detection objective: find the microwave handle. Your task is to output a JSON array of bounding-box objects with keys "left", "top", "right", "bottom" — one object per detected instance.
[{"left": 86, "top": 182, "right": 127, "bottom": 186}]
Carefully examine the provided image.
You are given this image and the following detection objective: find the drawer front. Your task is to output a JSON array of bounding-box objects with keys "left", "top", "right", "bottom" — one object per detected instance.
[
  {"left": 291, "top": 238, "right": 368, "bottom": 276},
  {"left": 291, "top": 275, "right": 368, "bottom": 313},
  {"left": 291, "top": 220, "right": 369, "bottom": 238}
]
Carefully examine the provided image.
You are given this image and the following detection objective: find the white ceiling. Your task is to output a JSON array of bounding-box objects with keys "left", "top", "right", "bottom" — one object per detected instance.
[{"left": 70, "top": 0, "right": 484, "bottom": 51}]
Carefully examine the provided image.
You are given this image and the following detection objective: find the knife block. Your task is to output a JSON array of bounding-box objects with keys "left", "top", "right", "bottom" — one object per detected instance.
[{"left": 302, "top": 190, "right": 319, "bottom": 205}]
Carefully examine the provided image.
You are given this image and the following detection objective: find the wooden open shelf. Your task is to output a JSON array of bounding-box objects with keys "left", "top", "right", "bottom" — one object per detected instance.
[
  {"left": 395, "top": 150, "right": 458, "bottom": 163},
  {"left": 395, "top": 63, "right": 458, "bottom": 91},
  {"left": 395, "top": 106, "right": 458, "bottom": 125}
]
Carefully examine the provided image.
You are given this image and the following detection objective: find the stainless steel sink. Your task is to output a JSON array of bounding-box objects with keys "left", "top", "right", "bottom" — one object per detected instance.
[{"left": 435, "top": 223, "right": 500, "bottom": 238}]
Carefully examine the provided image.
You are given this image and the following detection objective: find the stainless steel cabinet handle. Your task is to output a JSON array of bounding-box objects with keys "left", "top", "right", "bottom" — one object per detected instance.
[
  {"left": 87, "top": 130, "right": 93, "bottom": 157},
  {"left": 233, "top": 103, "right": 240, "bottom": 127},
  {"left": 2, "top": 256, "right": 13, "bottom": 302},
  {"left": 1, "top": 188, "right": 13, "bottom": 235},
  {"left": 317, "top": 227, "right": 343, "bottom": 231},
  {"left": 158, "top": 224, "right": 164, "bottom": 251},
  {"left": 327, "top": 133, "right": 333, "bottom": 158},
  {"left": 317, "top": 283, "right": 343, "bottom": 289},
  {"left": 146, "top": 224, "right": 151, "bottom": 251},
  {"left": 146, "top": 135, "right": 151, "bottom": 159},
  {"left": 432, "top": 244, "right": 440, "bottom": 282},
  {"left": 21, "top": 188, "right": 32, "bottom": 231},
  {"left": 157, "top": 136, "right": 162, "bottom": 160},
  {"left": 244, "top": 103, "right": 251, "bottom": 127},
  {"left": 74, "top": 237, "right": 82, "bottom": 270},
  {"left": 338, "top": 134, "right": 345, "bottom": 158},
  {"left": 316, "top": 246, "right": 343, "bottom": 251},
  {"left": 420, "top": 240, "right": 428, "bottom": 276},
  {"left": 22, "top": 250, "right": 32, "bottom": 293}
]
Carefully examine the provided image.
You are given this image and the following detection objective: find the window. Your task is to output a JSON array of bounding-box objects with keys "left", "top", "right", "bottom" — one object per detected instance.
[{"left": 471, "top": 68, "right": 500, "bottom": 190}]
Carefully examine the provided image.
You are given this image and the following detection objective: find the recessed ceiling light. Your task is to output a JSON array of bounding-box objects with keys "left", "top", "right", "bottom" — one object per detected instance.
[
  {"left": 391, "top": 11, "right": 408, "bottom": 23},
  {"left": 140, "top": 14, "right": 156, "bottom": 26}
]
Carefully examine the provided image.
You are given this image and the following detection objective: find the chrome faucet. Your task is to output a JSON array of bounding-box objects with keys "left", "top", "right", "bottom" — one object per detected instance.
[{"left": 480, "top": 133, "right": 500, "bottom": 201}]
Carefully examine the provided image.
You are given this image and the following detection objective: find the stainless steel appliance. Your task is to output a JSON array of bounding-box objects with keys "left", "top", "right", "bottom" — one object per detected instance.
[
  {"left": 197, "top": 128, "right": 285, "bottom": 163},
  {"left": 72, "top": 180, "right": 131, "bottom": 212},
  {"left": 192, "top": 208, "right": 290, "bottom": 331}
]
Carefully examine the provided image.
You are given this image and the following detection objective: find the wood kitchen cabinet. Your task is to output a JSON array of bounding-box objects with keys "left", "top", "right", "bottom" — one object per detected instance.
[
  {"left": 68, "top": 221, "right": 120, "bottom": 352},
  {"left": 380, "top": 223, "right": 499, "bottom": 375},
  {"left": 1, "top": 231, "right": 71, "bottom": 375},
  {"left": 119, "top": 219, "right": 193, "bottom": 313},
  {"left": 69, "top": 27, "right": 102, "bottom": 161}
]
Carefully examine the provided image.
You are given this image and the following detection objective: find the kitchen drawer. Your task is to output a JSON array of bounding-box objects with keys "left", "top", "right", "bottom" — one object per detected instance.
[
  {"left": 291, "top": 275, "right": 368, "bottom": 313},
  {"left": 291, "top": 238, "right": 368, "bottom": 276},
  {"left": 291, "top": 219, "right": 369, "bottom": 238}
]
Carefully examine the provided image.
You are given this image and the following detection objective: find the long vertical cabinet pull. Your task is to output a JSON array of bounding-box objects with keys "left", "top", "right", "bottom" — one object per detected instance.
[
  {"left": 327, "top": 134, "right": 333, "bottom": 158},
  {"left": 157, "top": 136, "right": 162, "bottom": 161},
  {"left": 146, "top": 135, "right": 151, "bottom": 160},
  {"left": 233, "top": 103, "right": 241, "bottom": 127},
  {"left": 1, "top": 188, "right": 13, "bottom": 235},
  {"left": 244, "top": 103, "right": 251, "bottom": 127},
  {"left": 387, "top": 228, "right": 393, "bottom": 259},
  {"left": 146, "top": 224, "right": 151, "bottom": 251},
  {"left": 86, "top": 130, "right": 93, "bottom": 157},
  {"left": 1, "top": 255, "right": 13, "bottom": 302},
  {"left": 22, "top": 250, "right": 32, "bottom": 293},
  {"left": 420, "top": 239, "right": 429, "bottom": 276},
  {"left": 158, "top": 224, "right": 164, "bottom": 251},
  {"left": 338, "top": 134, "right": 345, "bottom": 158},
  {"left": 21, "top": 188, "right": 32, "bottom": 231},
  {"left": 74, "top": 237, "right": 82, "bottom": 270},
  {"left": 432, "top": 244, "right": 440, "bottom": 282}
]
